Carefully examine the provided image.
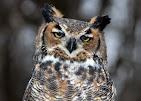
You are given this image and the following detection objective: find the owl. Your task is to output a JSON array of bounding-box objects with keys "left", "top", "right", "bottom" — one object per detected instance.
[{"left": 23, "top": 4, "right": 116, "bottom": 101}]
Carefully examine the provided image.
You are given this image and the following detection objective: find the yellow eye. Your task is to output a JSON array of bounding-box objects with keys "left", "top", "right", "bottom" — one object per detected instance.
[
  {"left": 53, "top": 32, "right": 65, "bottom": 38},
  {"left": 80, "top": 35, "right": 92, "bottom": 43}
]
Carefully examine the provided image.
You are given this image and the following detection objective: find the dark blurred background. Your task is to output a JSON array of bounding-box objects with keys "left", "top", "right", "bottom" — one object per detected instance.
[{"left": 0, "top": 0, "right": 141, "bottom": 101}]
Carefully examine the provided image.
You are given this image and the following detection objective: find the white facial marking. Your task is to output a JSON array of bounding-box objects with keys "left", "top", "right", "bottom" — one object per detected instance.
[
  {"left": 42, "top": 55, "right": 59, "bottom": 63},
  {"left": 59, "top": 24, "right": 70, "bottom": 36},
  {"left": 78, "top": 26, "right": 91, "bottom": 36},
  {"left": 52, "top": 28, "right": 63, "bottom": 33},
  {"left": 42, "top": 55, "right": 99, "bottom": 68},
  {"left": 62, "top": 24, "right": 68, "bottom": 29},
  {"left": 85, "top": 34, "right": 93, "bottom": 37}
]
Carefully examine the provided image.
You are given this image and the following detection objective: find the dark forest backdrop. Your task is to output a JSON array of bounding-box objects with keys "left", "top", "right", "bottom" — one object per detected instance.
[{"left": 0, "top": 0, "right": 141, "bottom": 101}]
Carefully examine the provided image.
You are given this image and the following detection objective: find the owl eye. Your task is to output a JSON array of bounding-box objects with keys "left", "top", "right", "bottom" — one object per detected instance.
[
  {"left": 52, "top": 27, "right": 65, "bottom": 38},
  {"left": 53, "top": 32, "right": 65, "bottom": 38},
  {"left": 80, "top": 35, "right": 92, "bottom": 43}
]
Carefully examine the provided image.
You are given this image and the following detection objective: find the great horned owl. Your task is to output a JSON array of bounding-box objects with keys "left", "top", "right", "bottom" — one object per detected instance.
[{"left": 23, "top": 4, "right": 116, "bottom": 101}]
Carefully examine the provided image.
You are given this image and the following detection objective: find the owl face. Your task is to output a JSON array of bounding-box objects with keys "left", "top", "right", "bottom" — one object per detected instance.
[
  {"left": 35, "top": 4, "right": 110, "bottom": 62},
  {"left": 42, "top": 17, "right": 101, "bottom": 61}
]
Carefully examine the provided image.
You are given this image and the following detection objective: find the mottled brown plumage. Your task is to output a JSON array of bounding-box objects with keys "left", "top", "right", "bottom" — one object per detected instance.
[{"left": 23, "top": 3, "right": 116, "bottom": 101}]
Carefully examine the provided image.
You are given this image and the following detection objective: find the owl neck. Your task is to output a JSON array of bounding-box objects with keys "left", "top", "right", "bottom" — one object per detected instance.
[{"left": 40, "top": 54, "right": 105, "bottom": 70}]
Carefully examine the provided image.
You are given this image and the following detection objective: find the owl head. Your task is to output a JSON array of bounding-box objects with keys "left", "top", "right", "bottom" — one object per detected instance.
[{"left": 35, "top": 4, "right": 111, "bottom": 62}]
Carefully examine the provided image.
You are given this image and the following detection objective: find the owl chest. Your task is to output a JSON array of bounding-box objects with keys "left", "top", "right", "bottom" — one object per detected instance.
[{"left": 33, "top": 56, "right": 108, "bottom": 100}]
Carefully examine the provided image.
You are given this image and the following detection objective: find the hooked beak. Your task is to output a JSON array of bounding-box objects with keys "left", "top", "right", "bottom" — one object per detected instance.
[{"left": 66, "top": 38, "right": 77, "bottom": 53}]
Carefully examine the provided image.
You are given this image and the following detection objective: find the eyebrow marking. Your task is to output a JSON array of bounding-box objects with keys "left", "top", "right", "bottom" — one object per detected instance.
[
  {"left": 85, "top": 29, "right": 92, "bottom": 34},
  {"left": 62, "top": 24, "right": 68, "bottom": 29},
  {"left": 52, "top": 28, "right": 63, "bottom": 33},
  {"left": 59, "top": 24, "right": 70, "bottom": 36},
  {"left": 85, "top": 34, "right": 93, "bottom": 37},
  {"left": 55, "top": 24, "right": 62, "bottom": 30},
  {"left": 78, "top": 27, "right": 91, "bottom": 36}
]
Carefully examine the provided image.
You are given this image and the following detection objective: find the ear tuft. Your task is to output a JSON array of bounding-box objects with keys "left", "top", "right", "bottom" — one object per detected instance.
[
  {"left": 41, "top": 3, "right": 63, "bottom": 23},
  {"left": 90, "top": 15, "right": 111, "bottom": 31},
  {"left": 41, "top": 3, "right": 54, "bottom": 22}
]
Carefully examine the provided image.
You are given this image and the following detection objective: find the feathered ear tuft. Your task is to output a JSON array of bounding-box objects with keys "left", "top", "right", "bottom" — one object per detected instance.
[
  {"left": 41, "top": 4, "right": 54, "bottom": 22},
  {"left": 41, "top": 3, "right": 63, "bottom": 23},
  {"left": 90, "top": 15, "right": 111, "bottom": 31}
]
